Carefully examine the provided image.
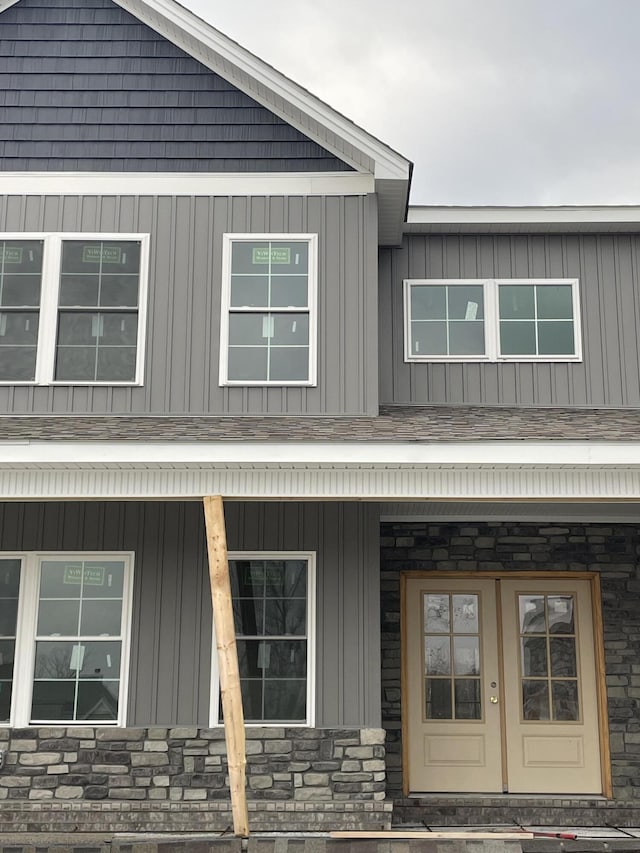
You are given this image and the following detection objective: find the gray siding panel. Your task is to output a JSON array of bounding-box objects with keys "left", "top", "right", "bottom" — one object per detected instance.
[
  {"left": 0, "top": 501, "right": 381, "bottom": 728},
  {"left": 380, "top": 233, "right": 640, "bottom": 407},
  {"left": 0, "top": 193, "right": 378, "bottom": 415},
  {"left": 0, "top": 0, "right": 351, "bottom": 173}
]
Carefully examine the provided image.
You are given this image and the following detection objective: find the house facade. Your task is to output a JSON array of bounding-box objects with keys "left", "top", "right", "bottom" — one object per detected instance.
[{"left": 1, "top": 0, "right": 640, "bottom": 836}]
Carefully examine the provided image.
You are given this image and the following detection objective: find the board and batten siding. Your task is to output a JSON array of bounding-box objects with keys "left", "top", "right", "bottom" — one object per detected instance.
[
  {"left": 0, "top": 193, "right": 378, "bottom": 415},
  {"left": 380, "top": 232, "right": 640, "bottom": 407},
  {"left": 0, "top": 500, "right": 381, "bottom": 728}
]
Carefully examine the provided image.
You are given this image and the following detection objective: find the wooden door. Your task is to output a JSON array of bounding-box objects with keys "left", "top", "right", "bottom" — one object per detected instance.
[{"left": 404, "top": 575, "right": 604, "bottom": 795}]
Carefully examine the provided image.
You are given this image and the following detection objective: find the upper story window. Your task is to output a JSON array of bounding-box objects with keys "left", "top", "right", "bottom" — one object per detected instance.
[
  {"left": 0, "top": 234, "right": 149, "bottom": 385},
  {"left": 1, "top": 552, "right": 134, "bottom": 727},
  {"left": 404, "top": 278, "right": 581, "bottom": 363},
  {"left": 219, "top": 234, "right": 317, "bottom": 386}
]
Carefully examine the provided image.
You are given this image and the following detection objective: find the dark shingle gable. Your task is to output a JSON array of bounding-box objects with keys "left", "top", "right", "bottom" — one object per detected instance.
[{"left": 0, "top": 0, "right": 353, "bottom": 172}]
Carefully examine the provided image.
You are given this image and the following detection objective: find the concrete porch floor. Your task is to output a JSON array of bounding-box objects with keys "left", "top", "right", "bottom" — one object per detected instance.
[{"left": 2, "top": 831, "right": 640, "bottom": 853}]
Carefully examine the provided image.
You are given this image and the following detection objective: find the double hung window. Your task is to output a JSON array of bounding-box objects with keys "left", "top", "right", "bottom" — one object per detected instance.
[
  {"left": 0, "top": 553, "right": 133, "bottom": 726},
  {"left": 211, "top": 553, "right": 315, "bottom": 725},
  {"left": 219, "top": 234, "right": 317, "bottom": 385},
  {"left": 404, "top": 278, "right": 581, "bottom": 362},
  {"left": 0, "top": 234, "right": 148, "bottom": 384}
]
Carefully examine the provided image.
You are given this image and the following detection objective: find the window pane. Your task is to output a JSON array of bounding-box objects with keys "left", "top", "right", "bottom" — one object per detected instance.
[
  {"left": 522, "top": 680, "right": 550, "bottom": 720},
  {"left": 40, "top": 562, "right": 83, "bottom": 598},
  {"left": 0, "top": 560, "right": 20, "bottom": 597},
  {"left": 538, "top": 321, "right": 575, "bottom": 355},
  {"left": 100, "top": 314, "right": 138, "bottom": 346},
  {"left": 239, "top": 679, "right": 263, "bottom": 720},
  {"left": 264, "top": 598, "right": 306, "bottom": 635},
  {"left": 230, "top": 275, "right": 269, "bottom": 307},
  {"left": 271, "top": 314, "right": 309, "bottom": 346},
  {"left": 231, "top": 561, "right": 265, "bottom": 598},
  {"left": 55, "top": 346, "right": 96, "bottom": 381},
  {"left": 233, "top": 599, "right": 264, "bottom": 635},
  {"left": 59, "top": 275, "right": 100, "bottom": 307},
  {"left": 411, "top": 286, "right": 445, "bottom": 320},
  {"left": 1, "top": 275, "right": 41, "bottom": 307},
  {"left": 76, "top": 641, "right": 121, "bottom": 679},
  {"left": 500, "top": 320, "right": 536, "bottom": 355},
  {"left": 499, "top": 285, "right": 535, "bottom": 319},
  {"left": 448, "top": 320, "right": 485, "bottom": 355},
  {"left": 425, "top": 635, "right": 451, "bottom": 675},
  {"left": 80, "top": 600, "right": 122, "bottom": 636},
  {"left": 229, "top": 314, "right": 268, "bottom": 346},
  {"left": 0, "top": 240, "right": 43, "bottom": 273},
  {"left": 264, "top": 679, "right": 306, "bottom": 721},
  {"left": 31, "top": 680, "right": 76, "bottom": 721},
  {"left": 0, "top": 599, "right": 18, "bottom": 636},
  {"left": 426, "top": 678, "right": 452, "bottom": 719},
  {"left": 61, "top": 241, "right": 140, "bottom": 275},
  {"left": 231, "top": 241, "right": 269, "bottom": 274},
  {"left": 76, "top": 680, "right": 119, "bottom": 721},
  {"left": 270, "top": 275, "right": 308, "bottom": 307},
  {"left": 455, "top": 679, "right": 481, "bottom": 719},
  {"left": 537, "top": 285, "right": 573, "bottom": 320},
  {"left": 37, "top": 600, "right": 80, "bottom": 636},
  {"left": 99, "top": 275, "right": 139, "bottom": 308},
  {"left": 265, "top": 560, "right": 306, "bottom": 598},
  {"left": 0, "top": 346, "right": 37, "bottom": 381},
  {"left": 448, "top": 286, "right": 484, "bottom": 320},
  {"left": 411, "top": 320, "right": 447, "bottom": 355},
  {"left": 0, "top": 311, "right": 39, "bottom": 344},
  {"left": 521, "top": 636, "right": 548, "bottom": 677},
  {"left": 269, "top": 347, "right": 309, "bottom": 381},
  {"left": 80, "top": 562, "right": 125, "bottom": 599},
  {"left": 227, "top": 347, "right": 268, "bottom": 381},
  {"left": 34, "top": 641, "right": 77, "bottom": 678},
  {"left": 96, "top": 347, "right": 137, "bottom": 381}
]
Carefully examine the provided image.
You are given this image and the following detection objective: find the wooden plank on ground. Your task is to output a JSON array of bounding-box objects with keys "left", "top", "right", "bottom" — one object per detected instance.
[
  {"left": 204, "top": 495, "right": 249, "bottom": 839},
  {"left": 330, "top": 831, "right": 534, "bottom": 839}
]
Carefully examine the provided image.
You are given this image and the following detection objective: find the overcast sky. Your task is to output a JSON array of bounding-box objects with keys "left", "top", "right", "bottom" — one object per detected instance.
[{"left": 179, "top": 0, "right": 640, "bottom": 207}]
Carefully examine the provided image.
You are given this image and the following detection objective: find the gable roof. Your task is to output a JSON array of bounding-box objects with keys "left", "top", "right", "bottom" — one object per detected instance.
[{"left": 0, "top": 0, "right": 412, "bottom": 244}]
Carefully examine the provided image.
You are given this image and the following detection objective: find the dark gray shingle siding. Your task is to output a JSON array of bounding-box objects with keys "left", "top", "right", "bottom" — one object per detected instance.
[{"left": 0, "top": 0, "right": 352, "bottom": 172}]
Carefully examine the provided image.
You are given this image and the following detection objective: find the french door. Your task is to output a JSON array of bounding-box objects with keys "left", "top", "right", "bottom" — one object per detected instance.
[{"left": 403, "top": 575, "right": 605, "bottom": 794}]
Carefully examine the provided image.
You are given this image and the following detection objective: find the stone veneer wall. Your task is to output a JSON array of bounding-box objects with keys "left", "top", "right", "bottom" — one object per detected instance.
[
  {"left": 0, "top": 726, "right": 389, "bottom": 832},
  {"left": 380, "top": 521, "right": 640, "bottom": 800}
]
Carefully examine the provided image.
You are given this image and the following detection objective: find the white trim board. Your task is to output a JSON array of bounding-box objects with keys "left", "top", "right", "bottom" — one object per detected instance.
[
  {"left": 0, "top": 172, "right": 375, "bottom": 198},
  {"left": 2, "top": 440, "right": 640, "bottom": 500},
  {"left": 406, "top": 205, "right": 640, "bottom": 233}
]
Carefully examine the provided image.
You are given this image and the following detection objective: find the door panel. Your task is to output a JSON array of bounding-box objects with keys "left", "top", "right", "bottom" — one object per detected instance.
[
  {"left": 405, "top": 577, "right": 503, "bottom": 792},
  {"left": 500, "top": 579, "right": 602, "bottom": 794},
  {"left": 404, "top": 575, "right": 603, "bottom": 795}
]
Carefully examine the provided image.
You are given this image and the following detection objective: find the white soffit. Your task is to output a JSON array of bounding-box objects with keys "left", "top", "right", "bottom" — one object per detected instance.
[
  {"left": 3, "top": 441, "right": 640, "bottom": 501},
  {"left": 406, "top": 206, "right": 640, "bottom": 234}
]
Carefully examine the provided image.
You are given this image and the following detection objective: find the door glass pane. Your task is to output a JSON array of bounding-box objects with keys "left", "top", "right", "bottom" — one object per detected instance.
[
  {"left": 455, "top": 679, "right": 481, "bottom": 719},
  {"left": 0, "top": 559, "right": 21, "bottom": 723},
  {"left": 454, "top": 636, "right": 480, "bottom": 676},
  {"left": 426, "top": 678, "right": 452, "bottom": 720},
  {"left": 522, "top": 679, "right": 550, "bottom": 720},
  {"left": 424, "top": 594, "right": 450, "bottom": 632},
  {"left": 453, "top": 595, "right": 479, "bottom": 633},
  {"left": 425, "top": 635, "right": 451, "bottom": 675},
  {"left": 518, "top": 593, "right": 579, "bottom": 722}
]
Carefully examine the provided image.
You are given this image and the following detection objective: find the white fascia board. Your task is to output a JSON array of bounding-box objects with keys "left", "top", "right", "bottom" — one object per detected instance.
[
  {"left": 2, "top": 440, "right": 640, "bottom": 467},
  {"left": 0, "top": 172, "right": 375, "bottom": 198},
  {"left": 0, "top": 0, "right": 19, "bottom": 11},
  {"left": 114, "top": 0, "right": 410, "bottom": 182},
  {"left": 407, "top": 205, "right": 640, "bottom": 228}
]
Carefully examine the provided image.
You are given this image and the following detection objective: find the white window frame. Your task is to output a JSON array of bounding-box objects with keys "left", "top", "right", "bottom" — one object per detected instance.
[
  {"left": 209, "top": 551, "right": 316, "bottom": 727},
  {"left": 219, "top": 233, "right": 318, "bottom": 387},
  {"left": 2, "top": 551, "right": 135, "bottom": 727},
  {"left": 404, "top": 278, "right": 582, "bottom": 363},
  {"left": 0, "top": 233, "right": 150, "bottom": 385}
]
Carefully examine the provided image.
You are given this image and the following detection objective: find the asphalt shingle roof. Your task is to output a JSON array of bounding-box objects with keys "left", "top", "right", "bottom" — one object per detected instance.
[{"left": 1, "top": 405, "right": 640, "bottom": 442}]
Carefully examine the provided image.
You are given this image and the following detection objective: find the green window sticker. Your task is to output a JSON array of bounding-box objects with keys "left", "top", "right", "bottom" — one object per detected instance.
[
  {"left": 252, "top": 247, "right": 291, "bottom": 265},
  {"left": 63, "top": 565, "right": 106, "bottom": 586},
  {"left": 82, "top": 245, "right": 123, "bottom": 264},
  {"left": 0, "top": 246, "right": 24, "bottom": 264}
]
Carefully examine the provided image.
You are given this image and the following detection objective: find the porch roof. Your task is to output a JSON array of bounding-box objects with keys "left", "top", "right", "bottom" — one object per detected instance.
[{"left": 1, "top": 404, "right": 640, "bottom": 442}]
